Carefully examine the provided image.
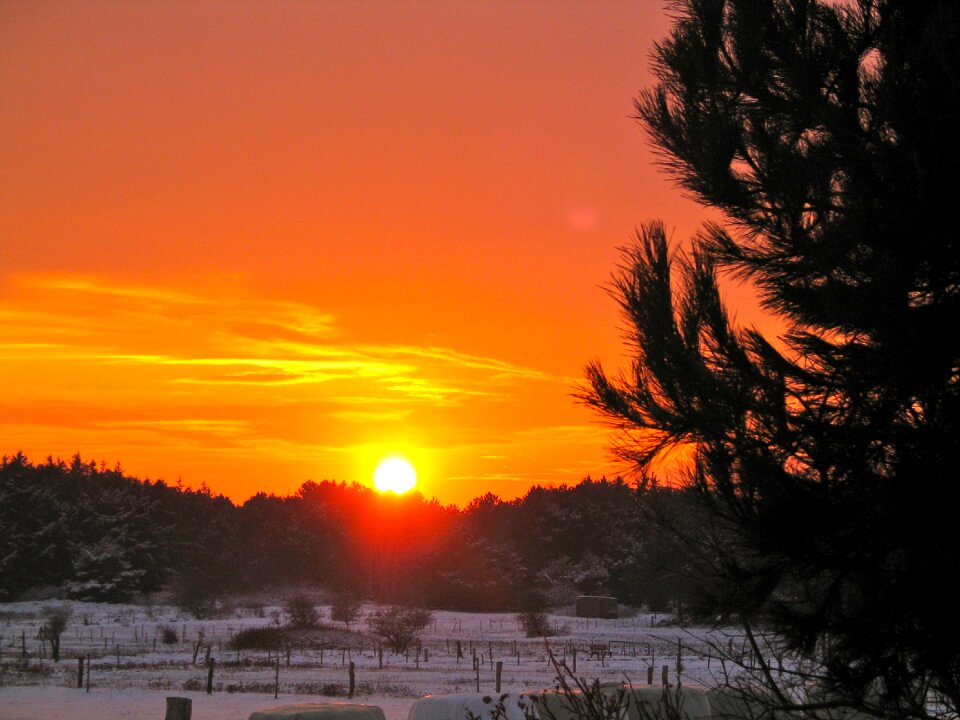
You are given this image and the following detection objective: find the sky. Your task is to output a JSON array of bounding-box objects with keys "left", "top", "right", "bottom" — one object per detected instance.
[{"left": 0, "top": 1, "right": 753, "bottom": 507}]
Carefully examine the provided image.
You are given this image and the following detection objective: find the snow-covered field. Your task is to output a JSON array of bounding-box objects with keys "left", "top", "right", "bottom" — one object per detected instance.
[{"left": 0, "top": 601, "right": 745, "bottom": 720}]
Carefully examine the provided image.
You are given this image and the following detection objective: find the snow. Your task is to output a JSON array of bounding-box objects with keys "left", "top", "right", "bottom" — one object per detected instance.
[
  {"left": 0, "top": 600, "right": 746, "bottom": 720},
  {"left": 0, "top": 687, "right": 414, "bottom": 720},
  {"left": 249, "top": 702, "right": 388, "bottom": 720},
  {"left": 407, "top": 693, "right": 536, "bottom": 720}
]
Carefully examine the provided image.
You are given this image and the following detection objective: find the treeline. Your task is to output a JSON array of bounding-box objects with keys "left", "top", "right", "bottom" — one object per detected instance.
[{"left": 0, "top": 453, "right": 704, "bottom": 614}]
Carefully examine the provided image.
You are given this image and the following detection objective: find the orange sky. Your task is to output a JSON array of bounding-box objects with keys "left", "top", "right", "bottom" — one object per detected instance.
[{"left": 0, "top": 1, "right": 765, "bottom": 507}]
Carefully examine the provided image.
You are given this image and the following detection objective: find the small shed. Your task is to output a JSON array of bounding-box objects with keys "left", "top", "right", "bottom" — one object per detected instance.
[{"left": 575, "top": 595, "right": 618, "bottom": 619}]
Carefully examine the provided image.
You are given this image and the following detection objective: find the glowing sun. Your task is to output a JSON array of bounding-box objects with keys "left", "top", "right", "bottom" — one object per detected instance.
[{"left": 373, "top": 457, "right": 417, "bottom": 494}]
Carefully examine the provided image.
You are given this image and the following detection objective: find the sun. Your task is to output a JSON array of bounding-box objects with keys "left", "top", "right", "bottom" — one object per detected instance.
[{"left": 373, "top": 456, "right": 417, "bottom": 494}]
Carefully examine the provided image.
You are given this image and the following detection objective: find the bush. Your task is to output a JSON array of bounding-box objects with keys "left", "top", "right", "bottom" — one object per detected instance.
[
  {"left": 284, "top": 594, "right": 321, "bottom": 628},
  {"left": 367, "top": 605, "right": 432, "bottom": 654},
  {"left": 517, "top": 610, "right": 555, "bottom": 638},
  {"left": 229, "top": 626, "right": 284, "bottom": 651},
  {"left": 159, "top": 625, "right": 178, "bottom": 645},
  {"left": 330, "top": 590, "right": 363, "bottom": 626},
  {"left": 169, "top": 570, "right": 222, "bottom": 619},
  {"left": 40, "top": 604, "right": 71, "bottom": 662}
]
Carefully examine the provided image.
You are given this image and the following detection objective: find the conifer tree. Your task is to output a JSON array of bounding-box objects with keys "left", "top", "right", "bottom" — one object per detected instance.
[{"left": 582, "top": 1, "right": 960, "bottom": 716}]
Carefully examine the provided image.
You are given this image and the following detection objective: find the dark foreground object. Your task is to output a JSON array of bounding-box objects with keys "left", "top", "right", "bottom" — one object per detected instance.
[{"left": 165, "top": 696, "right": 192, "bottom": 720}]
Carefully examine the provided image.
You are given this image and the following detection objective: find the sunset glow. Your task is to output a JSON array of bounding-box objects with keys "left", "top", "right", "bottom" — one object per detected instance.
[
  {"left": 374, "top": 457, "right": 417, "bottom": 495},
  {"left": 0, "top": 2, "right": 774, "bottom": 506}
]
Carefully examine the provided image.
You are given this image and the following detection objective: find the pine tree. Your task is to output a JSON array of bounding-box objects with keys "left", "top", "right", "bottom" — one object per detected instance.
[{"left": 582, "top": 1, "right": 960, "bottom": 716}]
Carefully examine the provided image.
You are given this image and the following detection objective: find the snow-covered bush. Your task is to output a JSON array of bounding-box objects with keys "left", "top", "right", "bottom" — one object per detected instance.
[
  {"left": 368, "top": 605, "right": 431, "bottom": 654},
  {"left": 516, "top": 611, "right": 554, "bottom": 638},
  {"left": 330, "top": 590, "right": 363, "bottom": 626},
  {"left": 284, "top": 594, "right": 321, "bottom": 628},
  {"left": 40, "top": 604, "right": 71, "bottom": 662}
]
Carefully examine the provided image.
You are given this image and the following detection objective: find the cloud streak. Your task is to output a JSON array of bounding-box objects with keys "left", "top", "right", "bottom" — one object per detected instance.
[{"left": 0, "top": 274, "right": 612, "bottom": 504}]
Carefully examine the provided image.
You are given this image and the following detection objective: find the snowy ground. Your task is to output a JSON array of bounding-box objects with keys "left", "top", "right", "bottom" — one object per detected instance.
[{"left": 0, "top": 601, "right": 747, "bottom": 720}]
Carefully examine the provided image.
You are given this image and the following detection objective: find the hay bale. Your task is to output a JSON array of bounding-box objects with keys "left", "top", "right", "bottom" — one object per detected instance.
[
  {"left": 626, "top": 686, "right": 711, "bottom": 720},
  {"left": 575, "top": 596, "right": 618, "bottom": 619},
  {"left": 707, "top": 686, "right": 777, "bottom": 719},
  {"left": 249, "top": 703, "right": 386, "bottom": 720},
  {"left": 407, "top": 693, "right": 537, "bottom": 720},
  {"left": 531, "top": 686, "right": 628, "bottom": 720}
]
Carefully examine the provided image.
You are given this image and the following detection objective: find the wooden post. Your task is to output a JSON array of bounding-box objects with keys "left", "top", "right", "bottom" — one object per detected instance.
[
  {"left": 378, "top": 646, "right": 383, "bottom": 669},
  {"left": 676, "top": 639, "right": 682, "bottom": 686},
  {"left": 165, "top": 696, "right": 192, "bottom": 720},
  {"left": 572, "top": 648, "right": 577, "bottom": 674},
  {"left": 77, "top": 656, "right": 84, "bottom": 688},
  {"left": 86, "top": 653, "right": 91, "bottom": 692},
  {"left": 661, "top": 665, "right": 669, "bottom": 687},
  {"left": 348, "top": 661, "right": 356, "bottom": 698},
  {"left": 206, "top": 658, "right": 215, "bottom": 694},
  {"left": 475, "top": 660, "right": 480, "bottom": 692},
  {"left": 647, "top": 665, "right": 653, "bottom": 685},
  {"left": 495, "top": 661, "right": 503, "bottom": 693}
]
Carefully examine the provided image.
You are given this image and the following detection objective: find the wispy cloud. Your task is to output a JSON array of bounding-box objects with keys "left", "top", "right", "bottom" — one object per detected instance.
[
  {"left": 0, "top": 273, "right": 614, "bottom": 503},
  {"left": 1, "top": 273, "right": 554, "bottom": 414}
]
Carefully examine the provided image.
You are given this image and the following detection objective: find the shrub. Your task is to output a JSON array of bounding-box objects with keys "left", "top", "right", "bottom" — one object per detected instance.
[
  {"left": 330, "top": 590, "right": 363, "bottom": 626},
  {"left": 368, "top": 605, "right": 432, "bottom": 654},
  {"left": 229, "top": 626, "right": 284, "bottom": 651},
  {"left": 284, "top": 594, "right": 321, "bottom": 628},
  {"left": 517, "top": 610, "right": 554, "bottom": 638},
  {"left": 159, "top": 625, "right": 179, "bottom": 645},
  {"left": 40, "top": 604, "right": 71, "bottom": 662}
]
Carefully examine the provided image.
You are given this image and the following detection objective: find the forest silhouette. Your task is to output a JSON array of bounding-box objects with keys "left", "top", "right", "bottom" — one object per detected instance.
[{"left": 0, "top": 452, "right": 701, "bottom": 616}]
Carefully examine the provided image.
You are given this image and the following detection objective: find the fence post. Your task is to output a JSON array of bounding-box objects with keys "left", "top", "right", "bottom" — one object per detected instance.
[
  {"left": 495, "top": 661, "right": 503, "bottom": 693},
  {"left": 206, "top": 658, "right": 215, "bottom": 694},
  {"left": 77, "top": 656, "right": 84, "bottom": 688},
  {"left": 348, "top": 661, "right": 356, "bottom": 698},
  {"left": 676, "top": 639, "right": 682, "bottom": 686},
  {"left": 647, "top": 665, "right": 653, "bottom": 685},
  {"left": 165, "top": 696, "right": 192, "bottom": 720},
  {"left": 661, "top": 665, "right": 669, "bottom": 687}
]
